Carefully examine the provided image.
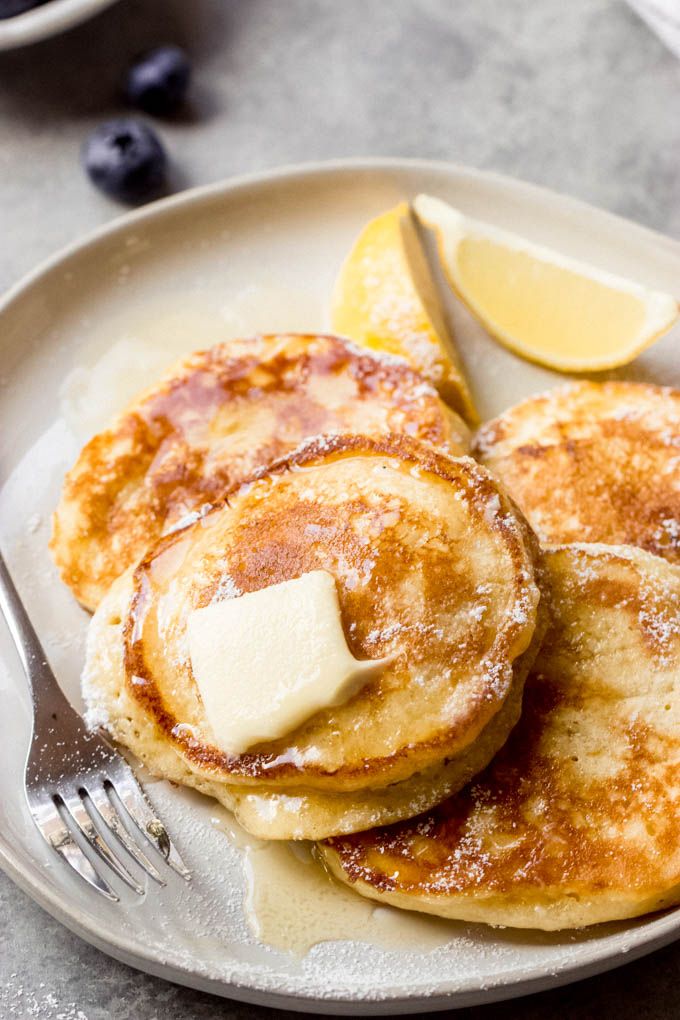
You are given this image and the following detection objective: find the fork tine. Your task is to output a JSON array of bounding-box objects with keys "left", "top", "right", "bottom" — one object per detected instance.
[
  {"left": 85, "top": 784, "right": 164, "bottom": 885},
  {"left": 2, "top": 542, "right": 186, "bottom": 899},
  {"left": 108, "top": 773, "right": 190, "bottom": 879},
  {"left": 60, "top": 793, "right": 144, "bottom": 895},
  {"left": 32, "top": 799, "right": 118, "bottom": 902}
]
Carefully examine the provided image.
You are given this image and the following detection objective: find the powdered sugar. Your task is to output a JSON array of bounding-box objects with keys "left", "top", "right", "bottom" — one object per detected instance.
[
  {"left": 654, "top": 517, "right": 680, "bottom": 545},
  {"left": 213, "top": 573, "right": 242, "bottom": 601},
  {"left": 365, "top": 621, "right": 406, "bottom": 645},
  {"left": 637, "top": 578, "right": 680, "bottom": 665},
  {"left": 0, "top": 980, "right": 89, "bottom": 1020}
]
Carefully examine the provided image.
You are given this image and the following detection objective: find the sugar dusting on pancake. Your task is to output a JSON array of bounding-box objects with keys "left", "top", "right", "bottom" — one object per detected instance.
[
  {"left": 475, "top": 381, "right": 680, "bottom": 564},
  {"left": 51, "top": 333, "right": 469, "bottom": 611},
  {"left": 322, "top": 544, "right": 680, "bottom": 929},
  {"left": 121, "top": 434, "right": 541, "bottom": 787}
]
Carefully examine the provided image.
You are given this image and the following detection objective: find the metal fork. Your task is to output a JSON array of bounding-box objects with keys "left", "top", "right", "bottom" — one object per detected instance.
[{"left": 0, "top": 549, "right": 190, "bottom": 901}]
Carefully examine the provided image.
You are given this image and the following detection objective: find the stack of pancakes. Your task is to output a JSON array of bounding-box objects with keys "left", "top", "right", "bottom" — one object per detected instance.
[
  {"left": 52, "top": 327, "right": 680, "bottom": 930},
  {"left": 53, "top": 332, "right": 544, "bottom": 841}
]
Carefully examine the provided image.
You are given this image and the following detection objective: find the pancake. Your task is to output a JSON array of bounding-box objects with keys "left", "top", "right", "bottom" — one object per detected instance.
[
  {"left": 83, "top": 602, "right": 536, "bottom": 839},
  {"left": 224, "top": 633, "right": 544, "bottom": 840},
  {"left": 474, "top": 381, "right": 680, "bottom": 563},
  {"left": 51, "top": 332, "right": 470, "bottom": 611},
  {"left": 83, "top": 432, "right": 543, "bottom": 839},
  {"left": 322, "top": 544, "right": 680, "bottom": 929},
  {"left": 84, "top": 606, "right": 542, "bottom": 839}
]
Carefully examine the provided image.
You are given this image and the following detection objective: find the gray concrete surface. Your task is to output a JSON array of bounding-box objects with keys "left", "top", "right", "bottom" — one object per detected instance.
[{"left": 1, "top": 0, "right": 679, "bottom": 1016}]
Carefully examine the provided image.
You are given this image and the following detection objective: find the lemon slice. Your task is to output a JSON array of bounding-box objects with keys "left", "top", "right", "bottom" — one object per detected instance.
[
  {"left": 331, "top": 201, "right": 478, "bottom": 424},
  {"left": 415, "top": 194, "right": 679, "bottom": 373}
]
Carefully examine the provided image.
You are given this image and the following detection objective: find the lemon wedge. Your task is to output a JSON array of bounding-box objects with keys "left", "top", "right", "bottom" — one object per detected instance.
[
  {"left": 331, "top": 201, "right": 478, "bottom": 424},
  {"left": 415, "top": 194, "right": 679, "bottom": 373}
]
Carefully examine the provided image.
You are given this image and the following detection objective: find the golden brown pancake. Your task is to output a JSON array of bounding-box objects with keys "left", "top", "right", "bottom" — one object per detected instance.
[
  {"left": 475, "top": 381, "right": 680, "bottom": 563},
  {"left": 51, "top": 333, "right": 469, "bottom": 611},
  {"left": 82, "top": 433, "right": 543, "bottom": 839},
  {"left": 222, "top": 638, "right": 544, "bottom": 840},
  {"left": 83, "top": 617, "right": 537, "bottom": 839},
  {"left": 322, "top": 544, "right": 680, "bottom": 929}
]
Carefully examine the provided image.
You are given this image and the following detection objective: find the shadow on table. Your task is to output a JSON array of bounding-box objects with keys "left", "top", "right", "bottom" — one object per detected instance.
[{"left": 0, "top": 0, "right": 268, "bottom": 124}]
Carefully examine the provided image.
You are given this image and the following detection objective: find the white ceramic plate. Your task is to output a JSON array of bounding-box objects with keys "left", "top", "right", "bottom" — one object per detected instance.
[
  {"left": 1, "top": 159, "right": 680, "bottom": 1015},
  {"left": 0, "top": 0, "right": 119, "bottom": 51}
]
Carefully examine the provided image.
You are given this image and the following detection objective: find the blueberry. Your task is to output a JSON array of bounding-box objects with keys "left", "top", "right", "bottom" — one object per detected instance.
[
  {"left": 125, "top": 45, "right": 191, "bottom": 117},
  {"left": 82, "top": 118, "right": 167, "bottom": 204},
  {"left": 0, "top": 0, "right": 49, "bottom": 17}
]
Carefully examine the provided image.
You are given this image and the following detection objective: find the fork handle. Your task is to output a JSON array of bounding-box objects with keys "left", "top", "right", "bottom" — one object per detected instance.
[{"left": 0, "top": 547, "right": 69, "bottom": 714}]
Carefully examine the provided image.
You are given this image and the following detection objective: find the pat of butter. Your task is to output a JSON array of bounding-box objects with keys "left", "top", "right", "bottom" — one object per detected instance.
[{"left": 187, "top": 570, "right": 390, "bottom": 755}]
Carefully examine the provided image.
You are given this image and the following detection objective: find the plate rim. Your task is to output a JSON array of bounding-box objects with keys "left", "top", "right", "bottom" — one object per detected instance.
[
  {"left": 2, "top": 156, "right": 679, "bottom": 311},
  {"left": 1, "top": 156, "right": 680, "bottom": 1014},
  {"left": 0, "top": 0, "right": 120, "bottom": 52}
]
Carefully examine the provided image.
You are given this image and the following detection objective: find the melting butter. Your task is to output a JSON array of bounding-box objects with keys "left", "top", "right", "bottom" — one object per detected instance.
[
  {"left": 243, "top": 840, "right": 454, "bottom": 956},
  {"left": 207, "top": 808, "right": 454, "bottom": 956},
  {"left": 187, "top": 571, "right": 390, "bottom": 755}
]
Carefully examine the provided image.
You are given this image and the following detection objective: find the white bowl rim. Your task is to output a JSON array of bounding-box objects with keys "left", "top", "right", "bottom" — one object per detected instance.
[{"left": 0, "top": 0, "right": 120, "bottom": 51}]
